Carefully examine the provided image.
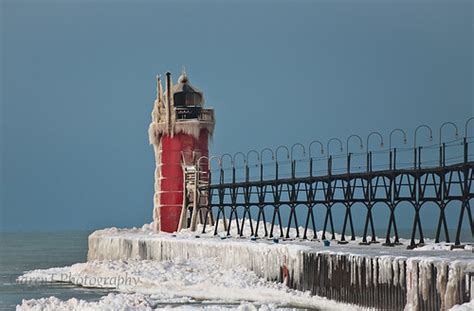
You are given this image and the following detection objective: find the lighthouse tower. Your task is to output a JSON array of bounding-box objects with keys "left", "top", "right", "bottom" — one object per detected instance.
[{"left": 148, "top": 70, "right": 215, "bottom": 232}]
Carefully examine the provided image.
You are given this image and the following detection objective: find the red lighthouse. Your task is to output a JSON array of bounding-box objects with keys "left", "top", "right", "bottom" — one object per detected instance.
[{"left": 148, "top": 70, "right": 215, "bottom": 233}]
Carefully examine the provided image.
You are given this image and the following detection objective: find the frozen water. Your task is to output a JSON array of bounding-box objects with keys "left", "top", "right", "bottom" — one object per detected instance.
[{"left": 18, "top": 257, "right": 358, "bottom": 310}]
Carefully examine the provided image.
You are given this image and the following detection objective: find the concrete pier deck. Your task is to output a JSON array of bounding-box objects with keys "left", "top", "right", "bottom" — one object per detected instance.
[{"left": 88, "top": 227, "right": 474, "bottom": 310}]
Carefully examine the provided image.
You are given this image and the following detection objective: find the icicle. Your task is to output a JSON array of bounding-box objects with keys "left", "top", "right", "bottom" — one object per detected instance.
[
  {"left": 377, "top": 256, "right": 393, "bottom": 284},
  {"left": 444, "top": 261, "right": 467, "bottom": 310},
  {"left": 357, "top": 256, "right": 362, "bottom": 287},
  {"left": 373, "top": 257, "right": 378, "bottom": 286},
  {"left": 418, "top": 259, "right": 431, "bottom": 301},
  {"left": 404, "top": 258, "right": 419, "bottom": 311},
  {"left": 151, "top": 75, "right": 162, "bottom": 123},
  {"left": 87, "top": 221, "right": 473, "bottom": 310},
  {"left": 435, "top": 261, "right": 448, "bottom": 310},
  {"left": 365, "top": 257, "right": 372, "bottom": 287}
]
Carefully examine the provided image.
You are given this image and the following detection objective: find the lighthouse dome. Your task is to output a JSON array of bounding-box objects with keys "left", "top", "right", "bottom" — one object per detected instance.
[{"left": 173, "top": 71, "right": 204, "bottom": 107}]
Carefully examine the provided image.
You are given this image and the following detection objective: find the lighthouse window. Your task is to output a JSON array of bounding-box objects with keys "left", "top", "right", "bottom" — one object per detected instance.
[
  {"left": 185, "top": 94, "right": 193, "bottom": 106},
  {"left": 174, "top": 93, "right": 202, "bottom": 107},
  {"left": 174, "top": 93, "right": 186, "bottom": 107}
]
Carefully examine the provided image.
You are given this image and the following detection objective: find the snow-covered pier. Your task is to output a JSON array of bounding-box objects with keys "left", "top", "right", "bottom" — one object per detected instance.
[{"left": 88, "top": 226, "right": 473, "bottom": 310}]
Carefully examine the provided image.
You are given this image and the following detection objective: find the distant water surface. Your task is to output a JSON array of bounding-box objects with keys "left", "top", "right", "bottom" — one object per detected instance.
[{"left": 0, "top": 231, "right": 110, "bottom": 310}]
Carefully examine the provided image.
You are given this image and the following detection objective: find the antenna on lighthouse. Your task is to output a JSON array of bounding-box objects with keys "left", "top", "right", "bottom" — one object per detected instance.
[
  {"left": 179, "top": 66, "right": 188, "bottom": 83},
  {"left": 165, "top": 71, "right": 172, "bottom": 134},
  {"left": 155, "top": 75, "right": 162, "bottom": 103}
]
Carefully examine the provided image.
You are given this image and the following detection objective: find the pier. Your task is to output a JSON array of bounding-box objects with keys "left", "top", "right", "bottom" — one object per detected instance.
[{"left": 88, "top": 227, "right": 473, "bottom": 310}]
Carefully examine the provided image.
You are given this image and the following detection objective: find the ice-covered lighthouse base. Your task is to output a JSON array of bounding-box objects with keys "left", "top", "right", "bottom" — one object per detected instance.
[{"left": 87, "top": 222, "right": 473, "bottom": 310}]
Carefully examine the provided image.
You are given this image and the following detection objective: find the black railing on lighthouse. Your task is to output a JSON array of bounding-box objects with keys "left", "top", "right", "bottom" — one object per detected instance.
[{"left": 196, "top": 118, "right": 474, "bottom": 247}]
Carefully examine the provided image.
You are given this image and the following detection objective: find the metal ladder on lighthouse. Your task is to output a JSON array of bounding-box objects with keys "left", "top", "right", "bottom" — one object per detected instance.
[{"left": 178, "top": 161, "right": 213, "bottom": 232}]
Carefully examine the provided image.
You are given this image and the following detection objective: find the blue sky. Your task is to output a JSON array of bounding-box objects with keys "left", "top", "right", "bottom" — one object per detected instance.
[{"left": 1, "top": 0, "right": 472, "bottom": 231}]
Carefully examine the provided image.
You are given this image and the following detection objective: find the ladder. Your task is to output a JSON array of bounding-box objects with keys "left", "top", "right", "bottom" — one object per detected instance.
[{"left": 178, "top": 162, "right": 213, "bottom": 232}]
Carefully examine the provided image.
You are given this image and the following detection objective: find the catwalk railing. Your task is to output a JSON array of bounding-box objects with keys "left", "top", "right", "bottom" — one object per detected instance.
[{"left": 195, "top": 120, "right": 474, "bottom": 246}]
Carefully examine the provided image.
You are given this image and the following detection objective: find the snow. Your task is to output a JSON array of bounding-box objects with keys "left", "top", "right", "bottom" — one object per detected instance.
[
  {"left": 17, "top": 293, "right": 284, "bottom": 311},
  {"left": 16, "top": 220, "right": 474, "bottom": 310},
  {"left": 17, "top": 257, "right": 358, "bottom": 311},
  {"left": 85, "top": 222, "right": 474, "bottom": 311},
  {"left": 449, "top": 301, "right": 474, "bottom": 311},
  {"left": 17, "top": 293, "right": 155, "bottom": 311}
]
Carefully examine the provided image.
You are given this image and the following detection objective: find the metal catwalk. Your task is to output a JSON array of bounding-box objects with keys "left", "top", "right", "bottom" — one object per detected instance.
[{"left": 194, "top": 121, "right": 474, "bottom": 247}]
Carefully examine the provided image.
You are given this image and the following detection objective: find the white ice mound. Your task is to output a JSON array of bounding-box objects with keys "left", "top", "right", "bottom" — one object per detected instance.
[
  {"left": 18, "top": 258, "right": 357, "bottom": 310},
  {"left": 16, "top": 293, "right": 155, "bottom": 311}
]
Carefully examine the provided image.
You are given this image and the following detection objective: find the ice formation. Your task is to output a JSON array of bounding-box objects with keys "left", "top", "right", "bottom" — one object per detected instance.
[
  {"left": 84, "top": 220, "right": 474, "bottom": 310},
  {"left": 16, "top": 293, "right": 283, "bottom": 311},
  {"left": 18, "top": 257, "right": 357, "bottom": 310},
  {"left": 17, "top": 219, "right": 473, "bottom": 310},
  {"left": 17, "top": 293, "right": 156, "bottom": 311}
]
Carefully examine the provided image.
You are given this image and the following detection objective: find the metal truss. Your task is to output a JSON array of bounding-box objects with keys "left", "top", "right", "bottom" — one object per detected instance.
[{"left": 200, "top": 140, "right": 474, "bottom": 246}]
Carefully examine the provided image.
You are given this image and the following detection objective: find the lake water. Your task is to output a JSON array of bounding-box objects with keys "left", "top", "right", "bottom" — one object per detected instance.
[{"left": 0, "top": 231, "right": 110, "bottom": 310}]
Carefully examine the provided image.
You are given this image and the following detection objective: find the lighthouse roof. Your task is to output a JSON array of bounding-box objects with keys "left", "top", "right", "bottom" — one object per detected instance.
[
  {"left": 173, "top": 73, "right": 202, "bottom": 94},
  {"left": 173, "top": 71, "right": 204, "bottom": 107}
]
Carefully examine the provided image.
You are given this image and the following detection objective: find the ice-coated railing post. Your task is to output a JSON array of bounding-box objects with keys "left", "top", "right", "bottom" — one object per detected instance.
[
  {"left": 409, "top": 146, "right": 425, "bottom": 247},
  {"left": 418, "top": 146, "right": 422, "bottom": 169},
  {"left": 366, "top": 152, "right": 370, "bottom": 173},
  {"left": 256, "top": 150, "right": 271, "bottom": 238},
  {"left": 384, "top": 171, "right": 394, "bottom": 245},
  {"left": 413, "top": 147, "right": 417, "bottom": 170},
  {"left": 245, "top": 164, "right": 249, "bottom": 182},
  {"left": 214, "top": 154, "right": 230, "bottom": 236},
  {"left": 347, "top": 152, "right": 351, "bottom": 174},
  {"left": 370, "top": 151, "right": 373, "bottom": 172},
  {"left": 340, "top": 152, "right": 353, "bottom": 243},
  {"left": 442, "top": 142, "right": 446, "bottom": 166},
  {"left": 361, "top": 150, "right": 377, "bottom": 244},
  {"left": 418, "top": 147, "right": 424, "bottom": 245},
  {"left": 435, "top": 144, "right": 450, "bottom": 243},
  {"left": 464, "top": 137, "right": 468, "bottom": 164},
  {"left": 328, "top": 155, "right": 332, "bottom": 176},
  {"left": 286, "top": 160, "right": 300, "bottom": 238},
  {"left": 389, "top": 149, "right": 393, "bottom": 171},
  {"left": 455, "top": 137, "right": 472, "bottom": 245},
  {"left": 394, "top": 148, "right": 397, "bottom": 170},
  {"left": 439, "top": 144, "right": 443, "bottom": 167},
  {"left": 202, "top": 169, "right": 212, "bottom": 234}
]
